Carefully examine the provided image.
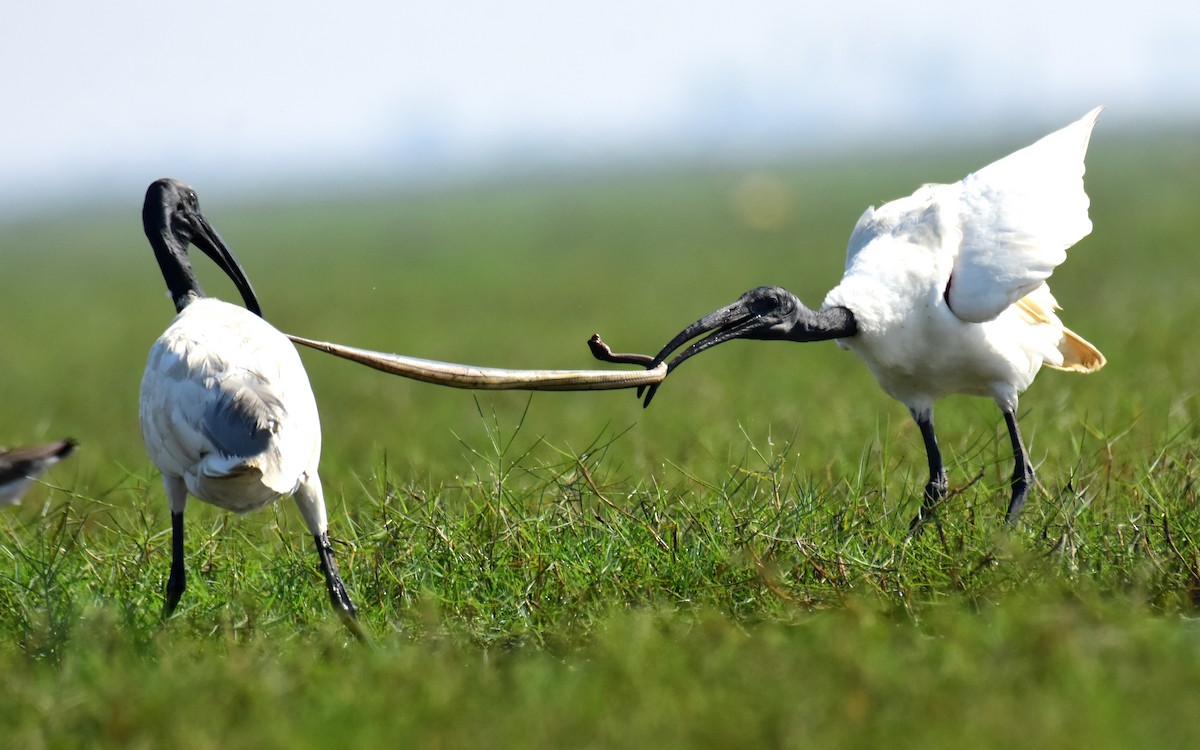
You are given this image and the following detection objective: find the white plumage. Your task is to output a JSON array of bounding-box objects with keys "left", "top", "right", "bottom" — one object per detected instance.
[
  {"left": 619, "top": 109, "right": 1106, "bottom": 526},
  {"left": 141, "top": 299, "right": 322, "bottom": 515},
  {"left": 824, "top": 107, "right": 1104, "bottom": 417}
]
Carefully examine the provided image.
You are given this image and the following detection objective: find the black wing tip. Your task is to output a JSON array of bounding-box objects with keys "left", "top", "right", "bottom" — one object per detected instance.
[{"left": 56, "top": 438, "right": 79, "bottom": 459}]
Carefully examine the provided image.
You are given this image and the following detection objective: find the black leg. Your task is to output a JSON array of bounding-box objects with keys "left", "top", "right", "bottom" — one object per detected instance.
[
  {"left": 1003, "top": 409, "right": 1035, "bottom": 523},
  {"left": 909, "top": 411, "right": 948, "bottom": 531},
  {"left": 314, "top": 532, "right": 368, "bottom": 642},
  {"left": 164, "top": 510, "right": 186, "bottom": 618}
]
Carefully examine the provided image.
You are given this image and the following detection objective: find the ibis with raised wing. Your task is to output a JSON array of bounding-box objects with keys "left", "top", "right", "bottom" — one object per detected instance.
[{"left": 593, "top": 109, "right": 1106, "bottom": 528}]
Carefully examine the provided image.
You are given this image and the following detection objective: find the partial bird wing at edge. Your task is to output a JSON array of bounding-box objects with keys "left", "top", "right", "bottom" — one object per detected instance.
[{"left": 944, "top": 107, "right": 1103, "bottom": 324}]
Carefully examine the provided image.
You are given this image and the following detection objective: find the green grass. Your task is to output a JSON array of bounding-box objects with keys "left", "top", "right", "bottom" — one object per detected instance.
[{"left": 3, "top": 130, "right": 1200, "bottom": 747}]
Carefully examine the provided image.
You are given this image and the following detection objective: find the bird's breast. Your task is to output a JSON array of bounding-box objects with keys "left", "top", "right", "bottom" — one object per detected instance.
[{"left": 829, "top": 288, "right": 1052, "bottom": 412}]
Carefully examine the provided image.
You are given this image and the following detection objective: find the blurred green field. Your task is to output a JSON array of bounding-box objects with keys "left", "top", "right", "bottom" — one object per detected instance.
[{"left": 3, "top": 125, "right": 1200, "bottom": 747}]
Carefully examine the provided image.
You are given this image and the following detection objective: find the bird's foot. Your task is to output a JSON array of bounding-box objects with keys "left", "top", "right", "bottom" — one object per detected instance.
[
  {"left": 907, "top": 474, "right": 949, "bottom": 532},
  {"left": 163, "top": 567, "right": 185, "bottom": 620},
  {"left": 325, "top": 572, "right": 370, "bottom": 645},
  {"left": 315, "top": 533, "right": 370, "bottom": 644},
  {"left": 1004, "top": 463, "right": 1034, "bottom": 524},
  {"left": 335, "top": 606, "right": 371, "bottom": 645}
]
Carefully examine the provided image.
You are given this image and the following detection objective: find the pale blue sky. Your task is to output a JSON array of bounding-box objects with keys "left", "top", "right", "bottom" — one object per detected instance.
[{"left": 3, "top": 1, "right": 1197, "bottom": 215}]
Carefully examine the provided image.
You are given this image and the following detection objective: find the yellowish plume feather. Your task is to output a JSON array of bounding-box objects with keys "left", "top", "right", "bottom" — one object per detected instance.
[{"left": 1015, "top": 294, "right": 1105, "bottom": 373}]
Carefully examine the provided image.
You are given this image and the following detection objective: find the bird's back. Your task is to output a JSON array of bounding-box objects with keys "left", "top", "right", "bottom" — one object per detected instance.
[{"left": 140, "top": 298, "right": 321, "bottom": 512}]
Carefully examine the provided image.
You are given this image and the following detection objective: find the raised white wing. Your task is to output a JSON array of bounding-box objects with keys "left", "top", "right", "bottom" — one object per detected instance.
[
  {"left": 945, "top": 107, "right": 1101, "bottom": 323},
  {"left": 842, "top": 108, "right": 1101, "bottom": 324}
]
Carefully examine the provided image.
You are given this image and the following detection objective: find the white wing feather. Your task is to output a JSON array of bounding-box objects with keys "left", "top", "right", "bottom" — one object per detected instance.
[
  {"left": 945, "top": 107, "right": 1101, "bottom": 322},
  {"left": 842, "top": 108, "right": 1101, "bottom": 325}
]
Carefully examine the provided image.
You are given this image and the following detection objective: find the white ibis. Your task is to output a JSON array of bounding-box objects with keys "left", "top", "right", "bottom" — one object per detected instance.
[
  {"left": 593, "top": 108, "right": 1106, "bottom": 528},
  {"left": 0, "top": 439, "right": 76, "bottom": 506},
  {"left": 138, "top": 178, "right": 362, "bottom": 637}
]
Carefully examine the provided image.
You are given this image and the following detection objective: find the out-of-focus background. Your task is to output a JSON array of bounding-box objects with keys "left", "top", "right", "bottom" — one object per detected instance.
[
  {"left": 6, "top": 6, "right": 1200, "bottom": 745},
  {"left": 3, "top": 0, "right": 1197, "bottom": 217}
]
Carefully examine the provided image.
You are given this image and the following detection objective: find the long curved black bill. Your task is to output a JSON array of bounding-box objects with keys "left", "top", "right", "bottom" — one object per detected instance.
[
  {"left": 190, "top": 212, "right": 263, "bottom": 317},
  {"left": 596, "top": 287, "right": 853, "bottom": 408},
  {"left": 639, "top": 300, "right": 762, "bottom": 407}
]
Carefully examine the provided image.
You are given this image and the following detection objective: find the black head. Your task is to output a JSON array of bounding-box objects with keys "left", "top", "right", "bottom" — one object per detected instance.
[
  {"left": 650, "top": 286, "right": 807, "bottom": 366},
  {"left": 143, "top": 178, "right": 262, "bottom": 317},
  {"left": 637, "top": 285, "right": 856, "bottom": 406}
]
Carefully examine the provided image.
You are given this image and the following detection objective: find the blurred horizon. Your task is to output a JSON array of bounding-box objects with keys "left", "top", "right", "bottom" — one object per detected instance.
[{"left": 4, "top": 1, "right": 1198, "bottom": 221}]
